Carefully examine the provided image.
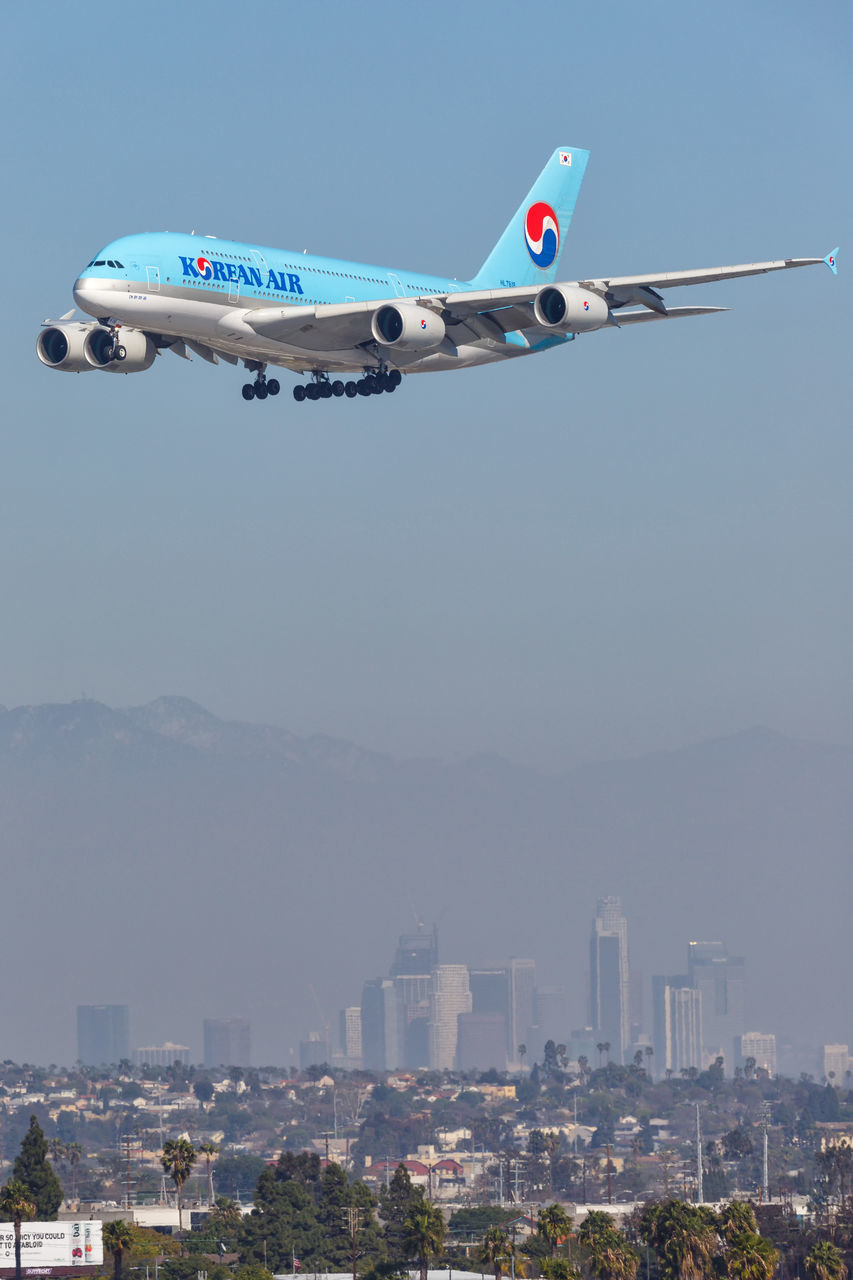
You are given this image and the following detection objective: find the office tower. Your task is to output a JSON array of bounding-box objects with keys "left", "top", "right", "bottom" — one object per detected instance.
[
  {"left": 299, "top": 1032, "right": 327, "bottom": 1071},
  {"left": 508, "top": 958, "right": 536, "bottom": 1065},
  {"left": 203, "top": 1018, "right": 251, "bottom": 1068},
  {"left": 687, "top": 941, "right": 745, "bottom": 1070},
  {"left": 532, "top": 987, "right": 572, "bottom": 1059},
  {"left": 589, "top": 896, "right": 630, "bottom": 1064},
  {"left": 339, "top": 1006, "right": 363, "bottom": 1067},
  {"left": 652, "top": 977, "right": 703, "bottom": 1074},
  {"left": 737, "top": 1032, "right": 777, "bottom": 1076},
  {"left": 822, "top": 1044, "right": 850, "bottom": 1082},
  {"left": 428, "top": 965, "right": 472, "bottom": 1069},
  {"left": 457, "top": 1013, "right": 507, "bottom": 1071},
  {"left": 77, "top": 1005, "right": 130, "bottom": 1066},
  {"left": 135, "top": 1042, "right": 190, "bottom": 1067},
  {"left": 361, "top": 978, "right": 401, "bottom": 1071},
  {"left": 391, "top": 926, "right": 438, "bottom": 1069},
  {"left": 470, "top": 969, "right": 509, "bottom": 1017}
]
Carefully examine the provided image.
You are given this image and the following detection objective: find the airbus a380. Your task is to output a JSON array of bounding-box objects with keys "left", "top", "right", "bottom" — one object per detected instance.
[{"left": 38, "top": 147, "right": 837, "bottom": 404}]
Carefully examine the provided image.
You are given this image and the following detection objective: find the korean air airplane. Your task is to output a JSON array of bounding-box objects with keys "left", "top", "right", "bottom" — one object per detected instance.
[{"left": 38, "top": 147, "right": 838, "bottom": 404}]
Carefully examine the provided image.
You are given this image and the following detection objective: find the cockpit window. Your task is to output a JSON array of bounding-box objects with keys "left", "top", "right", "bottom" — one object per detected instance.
[
  {"left": 94, "top": 260, "right": 105, "bottom": 266},
  {"left": 114, "top": 260, "right": 124, "bottom": 268}
]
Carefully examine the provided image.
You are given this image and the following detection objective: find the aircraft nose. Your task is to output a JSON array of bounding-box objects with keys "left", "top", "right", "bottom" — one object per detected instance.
[{"left": 72, "top": 277, "right": 98, "bottom": 315}]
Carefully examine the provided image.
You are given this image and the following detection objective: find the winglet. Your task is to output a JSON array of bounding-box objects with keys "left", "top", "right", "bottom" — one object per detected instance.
[{"left": 824, "top": 247, "right": 839, "bottom": 275}]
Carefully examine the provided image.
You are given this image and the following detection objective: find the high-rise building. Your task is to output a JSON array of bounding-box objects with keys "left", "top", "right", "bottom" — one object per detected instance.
[
  {"left": 77, "top": 1005, "right": 129, "bottom": 1066},
  {"left": 361, "top": 978, "right": 401, "bottom": 1071},
  {"left": 428, "top": 965, "right": 472, "bottom": 1070},
  {"left": 203, "top": 1018, "right": 251, "bottom": 1068},
  {"left": 299, "top": 1032, "right": 327, "bottom": 1071},
  {"left": 457, "top": 1013, "right": 507, "bottom": 1071},
  {"left": 508, "top": 958, "right": 536, "bottom": 1066},
  {"left": 391, "top": 927, "right": 439, "bottom": 977},
  {"left": 652, "top": 977, "right": 703, "bottom": 1074},
  {"left": 687, "top": 941, "right": 745, "bottom": 1071},
  {"left": 589, "top": 896, "right": 630, "bottom": 1064},
  {"left": 737, "top": 1032, "right": 777, "bottom": 1076},
  {"left": 135, "top": 1042, "right": 190, "bottom": 1067},
  {"left": 822, "top": 1044, "right": 850, "bottom": 1082},
  {"left": 339, "top": 1006, "right": 363, "bottom": 1067},
  {"left": 391, "top": 927, "right": 438, "bottom": 1069}
]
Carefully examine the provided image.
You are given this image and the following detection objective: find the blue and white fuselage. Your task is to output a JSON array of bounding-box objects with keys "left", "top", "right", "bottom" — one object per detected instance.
[{"left": 39, "top": 146, "right": 837, "bottom": 404}]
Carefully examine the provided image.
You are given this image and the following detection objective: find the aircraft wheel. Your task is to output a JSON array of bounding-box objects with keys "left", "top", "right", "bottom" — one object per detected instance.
[
  {"left": 254, "top": 381, "right": 268, "bottom": 400},
  {"left": 388, "top": 368, "right": 402, "bottom": 387},
  {"left": 267, "top": 378, "right": 280, "bottom": 396},
  {"left": 385, "top": 379, "right": 397, "bottom": 393},
  {"left": 320, "top": 382, "right": 333, "bottom": 399},
  {"left": 345, "top": 381, "right": 358, "bottom": 398},
  {"left": 331, "top": 380, "right": 345, "bottom": 397},
  {"left": 357, "top": 379, "right": 371, "bottom": 397},
  {"left": 293, "top": 385, "right": 306, "bottom": 403},
  {"left": 306, "top": 384, "right": 320, "bottom": 401},
  {"left": 115, "top": 345, "right": 127, "bottom": 361},
  {"left": 242, "top": 384, "right": 255, "bottom": 401},
  {"left": 368, "top": 377, "right": 382, "bottom": 395}
]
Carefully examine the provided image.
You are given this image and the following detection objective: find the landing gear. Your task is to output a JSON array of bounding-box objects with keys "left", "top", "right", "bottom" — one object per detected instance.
[{"left": 240, "top": 363, "right": 280, "bottom": 403}]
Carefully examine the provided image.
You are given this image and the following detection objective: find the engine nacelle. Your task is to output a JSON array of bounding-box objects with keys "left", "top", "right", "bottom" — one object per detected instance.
[
  {"left": 84, "top": 325, "right": 156, "bottom": 373},
  {"left": 371, "top": 304, "right": 446, "bottom": 351},
  {"left": 533, "top": 285, "right": 609, "bottom": 333},
  {"left": 37, "top": 322, "right": 100, "bottom": 372}
]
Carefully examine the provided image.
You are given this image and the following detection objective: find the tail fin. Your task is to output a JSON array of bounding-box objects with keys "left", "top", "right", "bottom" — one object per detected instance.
[{"left": 469, "top": 146, "right": 590, "bottom": 290}]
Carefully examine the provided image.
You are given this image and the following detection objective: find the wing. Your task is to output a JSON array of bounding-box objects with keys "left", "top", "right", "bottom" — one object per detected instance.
[{"left": 241, "top": 251, "right": 836, "bottom": 353}]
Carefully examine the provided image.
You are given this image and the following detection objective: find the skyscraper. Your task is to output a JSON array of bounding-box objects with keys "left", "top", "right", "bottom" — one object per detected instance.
[
  {"left": 339, "top": 1006, "right": 363, "bottom": 1067},
  {"left": 77, "top": 1005, "right": 129, "bottom": 1066},
  {"left": 428, "top": 965, "right": 472, "bottom": 1070},
  {"left": 589, "top": 896, "right": 630, "bottom": 1064},
  {"left": 508, "top": 958, "right": 536, "bottom": 1066},
  {"left": 687, "top": 941, "right": 745, "bottom": 1071},
  {"left": 203, "top": 1018, "right": 251, "bottom": 1068},
  {"left": 738, "top": 1032, "right": 777, "bottom": 1076},
  {"left": 652, "top": 977, "right": 703, "bottom": 1074},
  {"left": 391, "top": 927, "right": 438, "bottom": 1069},
  {"left": 361, "top": 978, "right": 401, "bottom": 1071}
]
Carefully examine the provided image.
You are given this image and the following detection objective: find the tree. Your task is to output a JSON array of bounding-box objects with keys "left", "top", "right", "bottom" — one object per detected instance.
[
  {"left": 161, "top": 1138, "right": 197, "bottom": 1240},
  {"left": 380, "top": 1164, "right": 425, "bottom": 1267},
  {"left": 725, "top": 1233, "right": 778, "bottom": 1280},
  {"left": 639, "top": 1201, "right": 718, "bottom": 1280},
  {"left": 718, "top": 1204, "right": 757, "bottom": 1245},
  {"left": 538, "top": 1204, "right": 573, "bottom": 1258},
  {"left": 404, "top": 1202, "right": 445, "bottom": 1280},
  {"left": 480, "top": 1226, "right": 513, "bottom": 1280},
  {"left": 804, "top": 1242, "right": 848, "bottom": 1280},
  {"left": 194, "top": 1079, "right": 215, "bottom": 1104},
  {"left": 12, "top": 1116, "right": 63, "bottom": 1218},
  {"left": 577, "top": 1213, "right": 638, "bottom": 1280},
  {"left": 103, "top": 1219, "right": 135, "bottom": 1280},
  {"left": 199, "top": 1141, "right": 220, "bottom": 1206},
  {"left": 0, "top": 1180, "right": 37, "bottom": 1280}
]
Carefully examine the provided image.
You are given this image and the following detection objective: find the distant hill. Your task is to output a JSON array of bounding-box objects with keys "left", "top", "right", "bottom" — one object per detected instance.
[{"left": 0, "top": 697, "right": 849, "bottom": 1067}]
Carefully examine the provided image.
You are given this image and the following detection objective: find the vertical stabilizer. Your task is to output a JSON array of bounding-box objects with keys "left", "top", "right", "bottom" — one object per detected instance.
[{"left": 469, "top": 146, "right": 590, "bottom": 290}]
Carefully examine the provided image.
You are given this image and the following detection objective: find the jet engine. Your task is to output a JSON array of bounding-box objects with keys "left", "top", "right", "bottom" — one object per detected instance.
[
  {"left": 371, "top": 304, "right": 446, "bottom": 351},
  {"left": 533, "top": 285, "right": 609, "bottom": 333},
  {"left": 84, "top": 325, "right": 156, "bottom": 373},
  {"left": 37, "top": 322, "right": 99, "bottom": 372},
  {"left": 38, "top": 322, "right": 156, "bottom": 372}
]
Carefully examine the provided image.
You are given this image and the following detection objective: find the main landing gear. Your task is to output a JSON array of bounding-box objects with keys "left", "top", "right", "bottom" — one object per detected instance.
[
  {"left": 291, "top": 368, "right": 402, "bottom": 403},
  {"left": 241, "top": 363, "right": 280, "bottom": 402}
]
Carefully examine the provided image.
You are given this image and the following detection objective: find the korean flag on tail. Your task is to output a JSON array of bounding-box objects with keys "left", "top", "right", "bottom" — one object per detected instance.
[{"left": 559, "top": 151, "right": 572, "bottom": 166}]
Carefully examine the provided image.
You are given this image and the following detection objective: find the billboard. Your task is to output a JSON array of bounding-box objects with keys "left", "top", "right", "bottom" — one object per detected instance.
[{"left": 0, "top": 1222, "right": 103, "bottom": 1270}]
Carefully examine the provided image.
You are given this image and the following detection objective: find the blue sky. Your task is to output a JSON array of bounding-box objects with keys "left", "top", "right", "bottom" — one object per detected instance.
[{"left": 2, "top": 0, "right": 850, "bottom": 766}]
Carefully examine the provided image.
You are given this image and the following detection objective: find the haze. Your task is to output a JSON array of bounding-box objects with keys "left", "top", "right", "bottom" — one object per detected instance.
[{"left": 0, "top": 1, "right": 850, "bottom": 1065}]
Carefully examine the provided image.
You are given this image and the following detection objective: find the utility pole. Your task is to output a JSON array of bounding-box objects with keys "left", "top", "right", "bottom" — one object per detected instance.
[
  {"left": 342, "top": 1207, "right": 365, "bottom": 1280},
  {"left": 606, "top": 1144, "right": 612, "bottom": 1204},
  {"left": 695, "top": 1104, "right": 703, "bottom": 1204}
]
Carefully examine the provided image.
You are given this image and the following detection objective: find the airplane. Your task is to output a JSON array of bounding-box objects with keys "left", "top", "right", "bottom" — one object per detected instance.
[{"left": 38, "top": 146, "right": 837, "bottom": 404}]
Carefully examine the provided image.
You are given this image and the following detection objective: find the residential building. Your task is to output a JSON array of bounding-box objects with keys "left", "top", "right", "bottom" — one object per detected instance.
[
  {"left": 135, "top": 1042, "right": 190, "bottom": 1067},
  {"left": 77, "top": 1005, "right": 129, "bottom": 1066},
  {"left": 823, "top": 1044, "right": 850, "bottom": 1082}
]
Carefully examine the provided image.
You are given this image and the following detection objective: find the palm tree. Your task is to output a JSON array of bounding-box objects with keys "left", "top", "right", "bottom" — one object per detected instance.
[
  {"left": 518, "top": 1044, "right": 528, "bottom": 1073},
  {"left": 725, "top": 1233, "right": 778, "bottom": 1280},
  {"left": 480, "top": 1226, "right": 514, "bottom": 1280},
  {"left": 103, "top": 1219, "right": 135, "bottom": 1280},
  {"left": 645, "top": 1046, "right": 655, "bottom": 1080},
  {"left": 578, "top": 1212, "right": 637, "bottom": 1280},
  {"left": 804, "top": 1241, "right": 848, "bottom": 1280},
  {"left": 0, "top": 1180, "right": 37, "bottom": 1280},
  {"left": 639, "top": 1200, "right": 718, "bottom": 1280},
  {"left": 198, "top": 1141, "right": 219, "bottom": 1206},
  {"left": 404, "top": 1202, "right": 446, "bottom": 1280},
  {"left": 65, "top": 1143, "right": 83, "bottom": 1202},
  {"left": 161, "top": 1138, "right": 196, "bottom": 1241},
  {"left": 719, "top": 1204, "right": 757, "bottom": 1244},
  {"left": 596, "top": 1043, "right": 606, "bottom": 1067},
  {"left": 538, "top": 1203, "right": 573, "bottom": 1257}
]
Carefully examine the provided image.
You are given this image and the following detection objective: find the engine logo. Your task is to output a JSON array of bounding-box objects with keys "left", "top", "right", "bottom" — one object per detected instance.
[{"left": 524, "top": 202, "right": 559, "bottom": 269}]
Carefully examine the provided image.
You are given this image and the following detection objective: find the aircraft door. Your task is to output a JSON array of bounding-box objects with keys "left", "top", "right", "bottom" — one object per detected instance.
[
  {"left": 146, "top": 265, "right": 160, "bottom": 292},
  {"left": 228, "top": 273, "right": 240, "bottom": 304}
]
